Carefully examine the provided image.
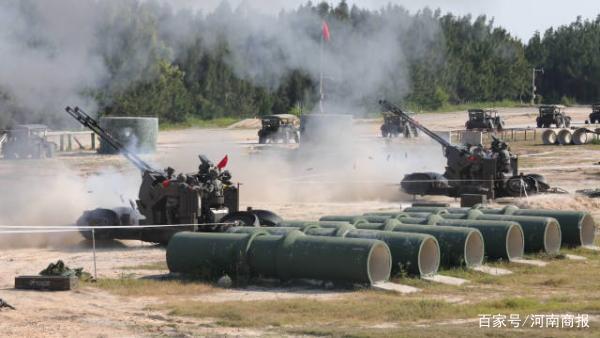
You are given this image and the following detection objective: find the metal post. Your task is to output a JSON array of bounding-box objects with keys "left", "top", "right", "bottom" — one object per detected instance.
[
  {"left": 92, "top": 228, "right": 97, "bottom": 280},
  {"left": 91, "top": 133, "right": 96, "bottom": 150},
  {"left": 531, "top": 68, "right": 544, "bottom": 105},
  {"left": 59, "top": 135, "right": 64, "bottom": 152},
  {"left": 67, "top": 134, "right": 72, "bottom": 152}
]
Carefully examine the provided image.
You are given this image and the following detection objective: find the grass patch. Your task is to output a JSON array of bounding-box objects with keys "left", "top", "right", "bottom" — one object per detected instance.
[
  {"left": 156, "top": 292, "right": 600, "bottom": 329},
  {"left": 118, "top": 261, "right": 168, "bottom": 271},
  {"left": 160, "top": 116, "right": 240, "bottom": 130},
  {"left": 89, "top": 277, "right": 214, "bottom": 297}
]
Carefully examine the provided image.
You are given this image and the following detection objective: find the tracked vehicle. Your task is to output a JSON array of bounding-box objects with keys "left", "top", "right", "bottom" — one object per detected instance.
[
  {"left": 379, "top": 100, "right": 552, "bottom": 199},
  {"left": 66, "top": 107, "right": 281, "bottom": 244}
]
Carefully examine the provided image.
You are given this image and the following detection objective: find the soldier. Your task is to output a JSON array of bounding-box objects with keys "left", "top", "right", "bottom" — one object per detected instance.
[{"left": 491, "top": 138, "right": 511, "bottom": 175}]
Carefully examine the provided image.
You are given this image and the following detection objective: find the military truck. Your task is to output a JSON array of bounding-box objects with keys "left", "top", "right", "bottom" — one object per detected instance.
[
  {"left": 536, "top": 105, "right": 571, "bottom": 128},
  {"left": 587, "top": 104, "right": 600, "bottom": 124},
  {"left": 381, "top": 111, "right": 418, "bottom": 138},
  {"left": 258, "top": 114, "right": 300, "bottom": 144},
  {"left": 380, "top": 100, "right": 552, "bottom": 199},
  {"left": 1, "top": 124, "right": 56, "bottom": 159},
  {"left": 465, "top": 109, "right": 505, "bottom": 131}
]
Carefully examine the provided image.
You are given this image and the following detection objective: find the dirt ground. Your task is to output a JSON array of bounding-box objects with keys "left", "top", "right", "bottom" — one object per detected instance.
[{"left": 1, "top": 107, "right": 599, "bottom": 337}]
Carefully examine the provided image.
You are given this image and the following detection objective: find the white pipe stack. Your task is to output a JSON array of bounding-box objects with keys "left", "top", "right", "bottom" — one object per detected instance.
[
  {"left": 557, "top": 129, "right": 573, "bottom": 145},
  {"left": 572, "top": 128, "right": 599, "bottom": 145},
  {"left": 541, "top": 129, "right": 559, "bottom": 145}
]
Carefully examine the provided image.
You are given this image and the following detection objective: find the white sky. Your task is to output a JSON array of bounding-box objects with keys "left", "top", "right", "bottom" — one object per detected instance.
[{"left": 168, "top": 0, "right": 599, "bottom": 41}]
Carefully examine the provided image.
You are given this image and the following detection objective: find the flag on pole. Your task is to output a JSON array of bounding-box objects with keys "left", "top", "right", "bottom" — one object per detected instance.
[
  {"left": 216, "top": 155, "right": 228, "bottom": 170},
  {"left": 322, "top": 21, "right": 330, "bottom": 42}
]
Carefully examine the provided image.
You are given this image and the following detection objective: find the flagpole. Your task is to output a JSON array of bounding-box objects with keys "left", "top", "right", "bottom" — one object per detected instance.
[{"left": 319, "top": 31, "right": 324, "bottom": 114}]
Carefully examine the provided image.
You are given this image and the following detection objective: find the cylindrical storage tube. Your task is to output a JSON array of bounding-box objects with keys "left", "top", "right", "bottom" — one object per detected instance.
[
  {"left": 228, "top": 226, "right": 302, "bottom": 236},
  {"left": 412, "top": 210, "right": 563, "bottom": 255},
  {"left": 319, "top": 215, "right": 369, "bottom": 225},
  {"left": 304, "top": 224, "right": 356, "bottom": 237},
  {"left": 363, "top": 212, "right": 408, "bottom": 218},
  {"left": 511, "top": 209, "right": 596, "bottom": 247},
  {"left": 278, "top": 220, "right": 352, "bottom": 230},
  {"left": 355, "top": 222, "right": 397, "bottom": 231},
  {"left": 167, "top": 231, "right": 266, "bottom": 276},
  {"left": 435, "top": 219, "right": 524, "bottom": 261},
  {"left": 542, "top": 129, "right": 559, "bottom": 145},
  {"left": 344, "top": 230, "right": 440, "bottom": 276},
  {"left": 168, "top": 231, "right": 392, "bottom": 285},
  {"left": 231, "top": 225, "right": 439, "bottom": 276},
  {"left": 572, "top": 128, "right": 592, "bottom": 145},
  {"left": 460, "top": 206, "right": 594, "bottom": 247},
  {"left": 363, "top": 215, "right": 394, "bottom": 223},
  {"left": 473, "top": 214, "right": 561, "bottom": 254},
  {"left": 269, "top": 231, "right": 391, "bottom": 284},
  {"left": 388, "top": 224, "right": 484, "bottom": 268},
  {"left": 98, "top": 116, "right": 158, "bottom": 154},
  {"left": 403, "top": 207, "right": 449, "bottom": 214},
  {"left": 557, "top": 129, "right": 573, "bottom": 145}
]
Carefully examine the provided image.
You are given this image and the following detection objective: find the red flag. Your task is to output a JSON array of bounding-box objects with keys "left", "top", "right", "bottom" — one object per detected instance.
[
  {"left": 322, "top": 21, "right": 330, "bottom": 42},
  {"left": 216, "top": 155, "right": 228, "bottom": 170}
]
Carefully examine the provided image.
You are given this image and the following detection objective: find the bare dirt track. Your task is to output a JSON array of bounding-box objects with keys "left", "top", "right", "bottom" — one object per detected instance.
[{"left": 1, "top": 107, "right": 599, "bottom": 337}]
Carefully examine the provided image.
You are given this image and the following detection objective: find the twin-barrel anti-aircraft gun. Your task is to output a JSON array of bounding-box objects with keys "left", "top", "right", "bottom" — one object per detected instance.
[
  {"left": 66, "top": 106, "right": 282, "bottom": 244},
  {"left": 378, "top": 100, "right": 557, "bottom": 199}
]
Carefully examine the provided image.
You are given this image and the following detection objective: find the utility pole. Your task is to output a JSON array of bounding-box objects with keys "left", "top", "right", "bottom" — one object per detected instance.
[{"left": 531, "top": 68, "right": 544, "bottom": 105}]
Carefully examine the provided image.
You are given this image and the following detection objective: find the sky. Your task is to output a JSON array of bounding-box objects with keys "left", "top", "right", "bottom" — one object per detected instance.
[{"left": 168, "top": 0, "right": 599, "bottom": 41}]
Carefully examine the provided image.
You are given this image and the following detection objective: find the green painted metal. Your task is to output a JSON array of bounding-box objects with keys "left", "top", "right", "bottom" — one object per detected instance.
[
  {"left": 319, "top": 215, "right": 369, "bottom": 225},
  {"left": 228, "top": 226, "right": 440, "bottom": 276},
  {"left": 167, "top": 231, "right": 392, "bottom": 285},
  {"left": 406, "top": 205, "right": 594, "bottom": 248},
  {"left": 510, "top": 209, "right": 594, "bottom": 247},
  {"left": 278, "top": 220, "right": 352, "bottom": 229},
  {"left": 385, "top": 224, "right": 484, "bottom": 268},
  {"left": 438, "top": 211, "right": 562, "bottom": 254},
  {"left": 398, "top": 215, "right": 523, "bottom": 261},
  {"left": 435, "top": 219, "right": 524, "bottom": 260}
]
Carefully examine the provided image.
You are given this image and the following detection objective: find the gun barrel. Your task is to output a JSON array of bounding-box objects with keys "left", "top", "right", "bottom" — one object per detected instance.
[
  {"left": 65, "top": 106, "right": 158, "bottom": 174},
  {"left": 379, "top": 100, "right": 451, "bottom": 148}
]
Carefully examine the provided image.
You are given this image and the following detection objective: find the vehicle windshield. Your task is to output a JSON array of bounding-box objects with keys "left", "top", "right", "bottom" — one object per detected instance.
[
  {"left": 540, "top": 107, "right": 556, "bottom": 115},
  {"left": 262, "top": 118, "right": 280, "bottom": 127},
  {"left": 469, "top": 111, "right": 484, "bottom": 119}
]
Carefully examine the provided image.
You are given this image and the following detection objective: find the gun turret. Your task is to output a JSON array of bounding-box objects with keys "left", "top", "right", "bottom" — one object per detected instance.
[{"left": 65, "top": 106, "right": 163, "bottom": 177}]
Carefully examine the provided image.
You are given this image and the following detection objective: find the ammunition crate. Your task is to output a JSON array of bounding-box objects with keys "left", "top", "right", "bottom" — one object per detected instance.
[{"left": 15, "top": 275, "right": 79, "bottom": 291}]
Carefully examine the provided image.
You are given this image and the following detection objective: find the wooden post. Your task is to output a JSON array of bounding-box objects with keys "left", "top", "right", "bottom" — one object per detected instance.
[
  {"left": 91, "top": 133, "right": 96, "bottom": 150},
  {"left": 67, "top": 134, "right": 72, "bottom": 151},
  {"left": 59, "top": 134, "right": 64, "bottom": 152}
]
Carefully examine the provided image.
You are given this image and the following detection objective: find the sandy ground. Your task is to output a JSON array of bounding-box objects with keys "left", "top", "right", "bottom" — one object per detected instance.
[{"left": 1, "top": 107, "right": 599, "bottom": 336}]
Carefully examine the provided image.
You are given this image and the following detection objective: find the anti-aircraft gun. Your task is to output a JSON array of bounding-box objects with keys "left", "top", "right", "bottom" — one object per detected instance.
[
  {"left": 379, "top": 100, "right": 551, "bottom": 199},
  {"left": 66, "top": 106, "right": 281, "bottom": 244}
]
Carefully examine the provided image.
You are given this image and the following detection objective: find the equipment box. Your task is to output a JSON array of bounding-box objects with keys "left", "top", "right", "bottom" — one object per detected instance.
[{"left": 15, "top": 275, "right": 79, "bottom": 291}]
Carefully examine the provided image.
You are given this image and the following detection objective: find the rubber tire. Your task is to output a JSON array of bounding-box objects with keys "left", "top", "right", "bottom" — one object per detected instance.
[
  {"left": 220, "top": 211, "right": 260, "bottom": 227},
  {"left": 252, "top": 209, "right": 283, "bottom": 227}
]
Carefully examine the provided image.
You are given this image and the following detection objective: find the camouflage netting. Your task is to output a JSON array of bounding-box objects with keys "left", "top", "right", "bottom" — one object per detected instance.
[
  {"left": 98, "top": 117, "right": 158, "bottom": 154},
  {"left": 40, "top": 260, "right": 91, "bottom": 280}
]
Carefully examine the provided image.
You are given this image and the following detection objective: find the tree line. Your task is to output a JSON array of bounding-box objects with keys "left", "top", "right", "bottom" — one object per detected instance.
[{"left": 1, "top": 1, "right": 599, "bottom": 128}]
